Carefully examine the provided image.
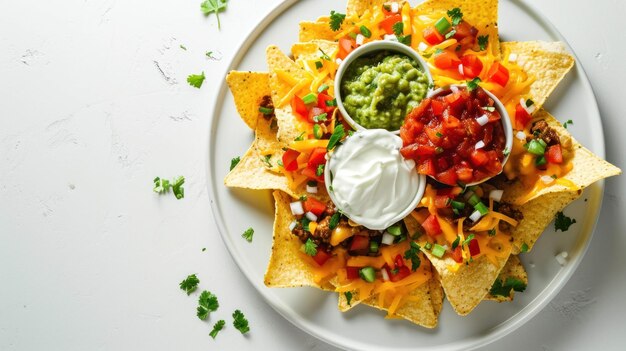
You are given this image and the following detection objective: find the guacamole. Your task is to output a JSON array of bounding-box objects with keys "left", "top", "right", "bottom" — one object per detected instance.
[{"left": 341, "top": 52, "right": 429, "bottom": 131}]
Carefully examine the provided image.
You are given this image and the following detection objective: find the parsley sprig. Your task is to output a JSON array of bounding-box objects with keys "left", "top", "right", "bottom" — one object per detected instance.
[
  {"left": 209, "top": 320, "right": 225, "bottom": 339},
  {"left": 232, "top": 309, "right": 250, "bottom": 334},
  {"left": 403, "top": 242, "right": 422, "bottom": 271},
  {"left": 201, "top": 0, "right": 228, "bottom": 29},
  {"left": 197, "top": 290, "right": 219, "bottom": 320},
  {"left": 490, "top": 277, "right": 527, "bottom": 297},
  {"left": 329, "top": 11, "right": 346, "bottom": 31},
  {"left": 241, "top": 227, "right": 254, "bottom": 242},
  {"left": 154, "top": 176, "right": 185, "bottom": 200},
  {"left": 179, "top": 274, "right": 200, "bottom": 295},
  {"left": 187, "top": 72, "right": 206, "bottom": 88},
  {"left": 555, "top": 211, "right": 576, "bottom": 232},
  {"left": 447, "top": 8, "right": 463, "bottom": 26}
]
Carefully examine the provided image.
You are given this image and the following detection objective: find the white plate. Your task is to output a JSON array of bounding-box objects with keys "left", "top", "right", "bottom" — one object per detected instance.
[{"left": 207, "top": 1, "right": 607, "bottom": 349}]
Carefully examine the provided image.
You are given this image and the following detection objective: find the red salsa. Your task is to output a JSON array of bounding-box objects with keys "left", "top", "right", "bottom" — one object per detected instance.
[{"left": 400, "top": 86, "right": 506, "bottom": 185}]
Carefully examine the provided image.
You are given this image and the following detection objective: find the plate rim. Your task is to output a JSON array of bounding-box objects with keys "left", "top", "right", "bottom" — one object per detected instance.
[{"left": 205, "top": 0, "right": 607, "bottom": 349}]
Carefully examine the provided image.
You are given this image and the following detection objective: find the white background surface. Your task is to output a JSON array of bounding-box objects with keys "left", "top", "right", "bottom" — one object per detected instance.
[{"left": 1, "top": 0, "right": 624, "bottom": 350}]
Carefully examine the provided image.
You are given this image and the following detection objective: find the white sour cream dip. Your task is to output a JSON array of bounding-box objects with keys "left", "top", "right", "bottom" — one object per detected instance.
[{"left": 325, "top": 129, "right": 426, "bottom": 230}]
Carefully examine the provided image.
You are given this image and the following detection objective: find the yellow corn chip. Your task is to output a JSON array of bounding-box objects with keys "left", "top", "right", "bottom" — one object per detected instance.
[{"left": 484, "top": 255, "right": 528, "bottom": 302}]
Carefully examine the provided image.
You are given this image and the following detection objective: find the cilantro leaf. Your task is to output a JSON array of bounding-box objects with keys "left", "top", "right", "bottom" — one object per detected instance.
[
  {"left": 555, "top": 211, "right": 576, "bottom": 232},
  {"left": 490, "top": 277, "right": 527, "bottom": 297},
  {"left": 318, "top": 48, "right": 331, "bottom": 61},
  {"left": 179, "top": 274, "right": 200, "bottom": 295},
  {"left": 345, "top": 291, "right": 353, "bottom": 306},
  {"left": 209, "top": 320, "right": 225, "bottom": 339},
  {"left": 155, "top": 176, "right": 184, "bottom": 199},
  {"left": 462, "top": 233, "right": 475, "bottom": 246},
  {"left": 230, "top": 156, "right": 241, "bottom": 170},
  {"left": 447, "top": 7, "right": 463, "bottom": 26},
  {"left": 197, "top": 290, "right": 219, "bottom": 320},
  {"left": 232, "top": 309, "right": 250, "bottom": 334},
  {"left": 261, "top": 155, "right": 272, "bottom": 168},
  {"left": 327, "top": 124, "right": 345, "bottom": 150},
  {"left": 329, "top": 10, "right": 346, "bottom": 31},
  {"left": 520, "top": 243, "right": 529, "bottom": 253},
  {"left": 392, "top": 22, "right": 404, "bottom": 36},
  {"left": 451, "top": 236, "right": 460, "bottom": 250},
  {"left": 403, "top": 241, "right": 422, "bottom": 271},
  {"left": 303, "top": 238, "right": 318, "bottom": 256},
  {"left": 179, "top": 44, "right": 187, "bottom": 51},
  {"left": 398, "top": 34, "right": 412, "bottom": 46},
  {"left": 201, "top": 0, "right": 228, "bottom": 30},
  {"left": 187, "top": 72, "right": 206, "bottom": 88},
  {"left": 316, "top": 163, "right": 324, "bottom": 176},
  {"left": 241, "top": 227, "right": 254, "bottom": 242},
  {"left": 563, "top": 119, "right": 574, "bottom": 129},
  {"left": 478, "top": 35, "right": 489, "bottom": 51}
]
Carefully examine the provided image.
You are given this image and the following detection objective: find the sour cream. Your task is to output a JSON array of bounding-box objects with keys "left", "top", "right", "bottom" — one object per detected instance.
[{"left": 325, "top": 129, "right": 426, "bottom": 230}]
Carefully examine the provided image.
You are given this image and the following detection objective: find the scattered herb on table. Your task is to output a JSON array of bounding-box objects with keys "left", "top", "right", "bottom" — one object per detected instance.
[
  {"left": 197, "top": 290, "right": 219, "bottom": 320},
  {"left": 563, "top": 119, "right": 574, "bottom": 129},
  {"left": 201, "top": 0, "right": 228, "bottom": 29},
  {"left": 179, "top": 274, "right": 200, "bottom": 295},
  {"left": 187, "top": 72, "right": 206, "bottom": 88},
  {"left": 209, "top": 319, "right": 225, "bottom": 339},
  {"left": 232, "top": 309, "right": 250, "bottom": 334},
  {"left": 154, "top": 176, "right": 185, "bottom": 199}
]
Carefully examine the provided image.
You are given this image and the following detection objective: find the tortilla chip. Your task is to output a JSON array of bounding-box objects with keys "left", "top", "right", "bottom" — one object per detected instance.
[
  {"left": 415, "top": 0, "right": 500, "bottom": 59},
  {"left": 264, "top": 190, "right": 334, "bottom": 290},
  {"left": 484, "top": 255, "right": 528, "bottom": 302},
  {"left": 421, "top": 249, "right": 509, "bottom": 316},
  {"left": 291, "top": 40, "right": 338, "bottom": 62},
  {"left": 346, "top": 0, "right": 401, "bottom": 17},
  {"left": 501, "top": 41, "right": 575, "bottom": 109},
  {"left": 336, "top": 265, "right": 443, "bottom": 328},
  {"left": 299, "top": 18, "right": 337, "bottom": 42},
  {"left": 266, "top": 45, "right": 313, "bottom": 143},
  {"left": 225, "top": 71, "right": 271, "bottom": 130}
]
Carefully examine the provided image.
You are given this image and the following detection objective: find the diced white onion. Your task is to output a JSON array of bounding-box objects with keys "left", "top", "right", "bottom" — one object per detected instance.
[
  {"left": 555, "top": 251, "right": 568, "bottom": 266},
  {"left": 290, "top": 201, "right": 304, "bottom": 215},
  {"left": 489, "top": 189, "right": 504, "bottom": 202},
  {"left": 540, "top": 175, "right": 555, "bottom": 185},
  {"left": 305, "top": 211, "right": 318, "bottom": 222},
  {"left": 356, "top": 34, "right": 365, "bottom": 46},
  {"left": 335, "top": 58, "right": 343, "bottom": 65},
  {"left": 289, "top": 221, "right": 297, "bottom": 231},
  {"left": 469, "top": 210, "right": 483, "bottom": 222},
  {"left": 458, "top": 64, "right": 464, "bottom": 76},
  {"left": 476, "top": 114, "right": 489, "bottom": 126},
  {"left": 475, "top": 140, "right": 485, "bottom": 149},
  {"left": 508, "top": 53, "right": 518, "bottom": 62},
  {"left": 306, "top": 184, "right": 318, "bottom": 194},
  {"left": 381, "top": 268, "right": 390, "bottom": 281},
  {"left": 441, "top": 245, "right": 449, "bottom": 250},
  {"left": 381, "top": 232, "right": 395, "bottom": 245},
  {"left": 391, "top": 2, "right": 399, "bottom": 13},
  {"left": 520, "top": 98, "right": 536, "bottom": 114},
  {"left": 417, "top": 42, "right": 428, "bottom": 52},
  {"left": 383, "top": 34, "right": 398, "bottom": 42},
  {"left": 516, "top": 130, "right": 527, "bottom": 141},
  {"left": 450, "top": 85, "right": 459, "bottom": 94}
]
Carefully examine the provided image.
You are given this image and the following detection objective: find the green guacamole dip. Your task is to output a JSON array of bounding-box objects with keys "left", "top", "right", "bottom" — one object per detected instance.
[{"left": 341, "top": 52, "right": 429, "bottom": 131}]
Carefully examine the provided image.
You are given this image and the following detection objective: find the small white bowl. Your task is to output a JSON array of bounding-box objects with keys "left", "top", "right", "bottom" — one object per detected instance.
[
  {"left": 426, "top": 84, "right": 514, "bottom": 186},
  {"left": 334, "top": 40, "right": 433, "bottom": 134}
]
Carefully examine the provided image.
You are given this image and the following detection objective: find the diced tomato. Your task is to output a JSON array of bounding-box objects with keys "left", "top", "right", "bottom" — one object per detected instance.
[
  {"left": 450, "top": 246, "right": 463, "bottom": 263},
  {"left": 417, "top": 158, "right": 436, "bottom": 176},
  {"left": 317, "top": 93, "right": 335, "bottom": 114},
  {"left": 431, "top": 99, "right": 444, "bottom": 116},
  {"left": 487, "top": 62, "right": 510, "bottom": 87},
  {"left": 307, "top": 148, "right": 326, "bottom": 169},
  {"left": 455, "top": 165, "right": 474, "bottom": 182},
  {"left": 337, "top": 37, "right": 356, "bottom": 60},
  {"left": 461, "top": 54, "right": 483, "bottom": 78},
  {"left": 546, "top": 144, "right": 563, "bottom": 164},
  {"left": 394, "top": 254, "right": 405, "bottom": 268},
  {"left": 434, "top": 195, "right": 451, "bottom": 208},
  {"left": 425, "top": 127, "right": 442, "bottom": 144},
  {"left": 470, "top": 149, "right": 488, "bottom": 167},
  {"left": 515, "top": 103, "right": 532, "bottom": 129},
  {"left": 422, "top": 214, "right": 442, "bottom": 237},
  {"left": 379, "top": 14, "right": 402, "bottom": 35},
  {"left": 349, "top": 235, "right": 370, "bottom": 252},
  {"left": 453, "top": 21, "right": 478, "bottom": 41},
  {"left": 442, "top": 115, "right": 460, "bottom": 129},
  {"left": 303, "top": 197, "right": 326, "bottom": 216},
  {"left": 422, "top": 26, "right": 444, "bottom": 45},
  {"left": 312, "top": 249, "right": 331, "bottom": 266},
  {"left": 434, "top": 51, "right": 461, "bottom": 70},
  {"left": 436, "top": 168, "right": 458, "bottom": 185},
  {"left": 444, "top": 91, "right": 465, "bottom": 109},
  {"left": 282, "top": 149, "right": 300, "bottom": 171},
  {"left": 388, "top": 265, "right": 411, "bottom": 282},
  {"left": 346, "top": 266, "right": 360, "bottom": 280},
  {"left": 468, "top": 238, "right": 480, "bottom": 256},
  {"left": 301, "top": 167, "right": 324, "bottom": 182},
  {"left": 291, "top": 95, "right": 308, "bottom": 120}
]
